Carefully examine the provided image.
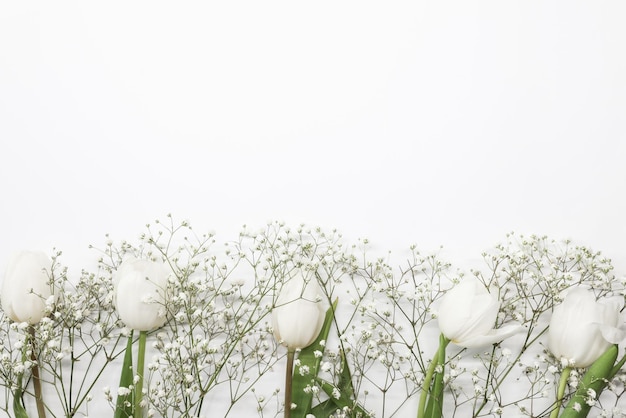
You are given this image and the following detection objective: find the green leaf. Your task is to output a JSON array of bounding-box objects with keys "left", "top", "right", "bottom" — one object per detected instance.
[
  {"left": 337, "top": 347, "right": 356, "bottom": 401},
  {"left": 309, "top": 399, "right": 341, "bottom": 418},
  {"left": 560, "top": 344, "right": 618, "bottom": 418},
  {"left": 318, "top": 379, "right": 349, "bottom": 409},
  {"left": 331, "top": 346, "right": 371, "bottom": 417},
  {"left": 13, "top": 391, "right": 29, "bottom": 418},
  {"left": 114, "top": 332, "right": 135, "bottom": 418},
  {"left": 291, "top": 299, "right": 338, "bottom": 418},
  {"left": 317, "top": 378, "right": 371, "bottom": 418},
  {"left": 318, "top": 342, "right": 370, "bottom": 418}
]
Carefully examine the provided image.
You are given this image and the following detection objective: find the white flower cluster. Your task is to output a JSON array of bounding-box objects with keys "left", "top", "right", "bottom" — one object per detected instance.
[{"left": 0, "top": 219, "right": 625, "bottom": 418}]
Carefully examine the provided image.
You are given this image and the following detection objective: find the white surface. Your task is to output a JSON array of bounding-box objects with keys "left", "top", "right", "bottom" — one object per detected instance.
[
  {"left": 1, "top": 2, "right": 626, "bottom": 417},
  {"left": 1, "top": 2, "right": 625, "bottom": 276}
]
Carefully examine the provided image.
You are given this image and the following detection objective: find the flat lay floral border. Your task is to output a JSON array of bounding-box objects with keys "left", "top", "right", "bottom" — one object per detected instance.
[{"left": 1, "top": 215, "right": 625, "bottom": 418}]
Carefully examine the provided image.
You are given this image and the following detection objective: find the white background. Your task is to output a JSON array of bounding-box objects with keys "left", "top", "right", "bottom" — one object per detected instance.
[
  {"left": 1, "top": 2, "right": 625, "bottom": 277},
  {"left": 1, "top": 2, "right": 626, "bottom": 417}
]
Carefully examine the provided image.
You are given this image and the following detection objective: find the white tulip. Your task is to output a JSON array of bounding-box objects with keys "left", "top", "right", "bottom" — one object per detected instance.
[
  {"left": 272, "top": 273, "right": 326, "bottom": 350},
  {"left": 438, "top": 280, "right": 522, "bottom": 348},
  {"left": 548, "top": 288, "right": 626, "bottom": 368},
  {"left": 114, "top": 258, "right": 170, "bottom": 331},
  {"left": 1, "top": 251, "right": 52, "bottom": 324}
]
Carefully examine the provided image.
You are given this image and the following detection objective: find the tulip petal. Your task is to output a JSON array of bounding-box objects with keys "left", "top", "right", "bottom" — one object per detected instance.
[
  {"left": 457, "top": 324, "right": 524, "bottom": 348},
  {"left": 274, "top": 300, "right": 323, "bottom": 348},
  {"left": 438, "top": 280, "right": 516, "bottom": 348},
  {"left": 548, "top": 288, "right": 624, "bottom": 367},
  {"left": 272, "top": 273, "right": 325, "bottom": 349},
  {"left": 438, "top": 281, "right": 480, "bottom": 338},
  {"left": 599, "top": 323, "right": 626, "bottom": 345},
  {"left": 1, "top": 251, "right": 52, "bottom": 324},
  {"left": 115, "top": 259, "right": 169, "bottom": 331},
  {"left": 453, "top": 294, "right": 499, "bottom": 343}
]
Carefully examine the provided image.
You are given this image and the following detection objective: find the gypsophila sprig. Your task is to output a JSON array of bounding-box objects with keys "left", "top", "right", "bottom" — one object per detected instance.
[
  {"left": 1, "top": 220, "right": 625, "bottom": 418},
  {"left": 465, "top": 233, "right": 625, "bottom": 417}
]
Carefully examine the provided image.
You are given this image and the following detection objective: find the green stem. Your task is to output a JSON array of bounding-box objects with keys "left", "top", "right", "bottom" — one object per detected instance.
[
  {"left": 550, "top": 367, "right": 571, "bottom": 418},
  {"left": 29, "top": 326, "right": 47, "bottom": 418},
  {"left": 418, "top": 336, "right": 447, "bottom": 418},
  {"left": 284, "top": 349, "right": 295, "bottom": 418},
  {"left": 428, "top": 335, "right": 450, "bottom": 417},
  {"left": 135, "top": 331, "right": 147, "bottom": 418}
]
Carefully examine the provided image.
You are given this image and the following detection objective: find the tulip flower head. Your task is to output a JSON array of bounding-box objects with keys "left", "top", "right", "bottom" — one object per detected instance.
[
  {"left": 272, "top": 272, "right": 325, "bottom": 350},
  {"left": 1, "top": 250, "right": 52, "bottom": 324},
  {"left": 548, "top": 288, "right": 626, "bottom": 368},
  {"left": 437, "top": 280, "right": 522, "bottom": 348},
  {"left": 114, "top": 258, "right": 170, "bottom": 331}
]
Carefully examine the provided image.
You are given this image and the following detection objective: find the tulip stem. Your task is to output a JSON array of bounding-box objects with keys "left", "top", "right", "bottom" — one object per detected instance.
[
  {"left": 417, "top": 334, "right": 449, "bottom": 418},
  {"left": 550, "top": 367, "right": 571, "bottom": 418},
  {"left": 418, "top": 348, "right": 439, "bottom": 418},
  {"left": 135, "top": 331, "right": 148, "bottom": 417},
  {"left": 284, "top": 349, "right": 295, "bottom": 418},
  {"left": 29, "top": 326, "right": 47, "bottom": 418}
]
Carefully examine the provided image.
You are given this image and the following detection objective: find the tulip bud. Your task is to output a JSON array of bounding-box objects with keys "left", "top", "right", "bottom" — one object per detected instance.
[
  {"left": 1, "top": 251, "right": 52, "bottom": 324},
  {"left": 548, "top": 288, "right": 626, "bottom": 368},
  {"left": 114, "top": 258, "right": 170, "bottom": 331},
  {"left": 437, "top": 280, "right": 522, "bottom": 348},
  {"left": 272, "top": 272, "right": 325, "bottom": 350}
]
